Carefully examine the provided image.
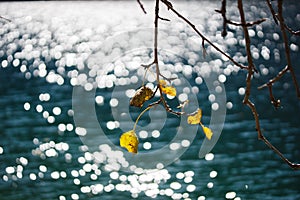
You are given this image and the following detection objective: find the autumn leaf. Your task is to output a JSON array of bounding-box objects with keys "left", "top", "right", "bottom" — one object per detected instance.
[
  {"left": 159, "top": 79, "right": 167, "bottom": 86},
  {"left": 187, "top": 108, "right": 202, "bottom": 124},
  {"left": 201, "top": 125, "right": 213, "bottom": 140},
  {"left": 161, "top": 86, "right": 177, "bottom": 96},
  {"left": 159, "top": 80, "right": 177, "bottom": 96},
  {"left": 187, "top": 108, "right": 213, "bottom": 140},
  {"left": 120, "top": 130, "right": 139, "bottom": 154},
  {"left": 130, "top": 86, "right": 154, "bottom": 107}
]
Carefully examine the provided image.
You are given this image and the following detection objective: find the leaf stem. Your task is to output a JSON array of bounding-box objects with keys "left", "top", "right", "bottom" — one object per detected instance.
[{"left": 133, "top": 106, "right": 152, "bottom": 131}]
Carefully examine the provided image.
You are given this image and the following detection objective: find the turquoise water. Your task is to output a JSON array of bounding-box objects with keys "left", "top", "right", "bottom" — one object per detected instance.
[{"left": 0, "top": 1, "right": 300, "bottom": 200}]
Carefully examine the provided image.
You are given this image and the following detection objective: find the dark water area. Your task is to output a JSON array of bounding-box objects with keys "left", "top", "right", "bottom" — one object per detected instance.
[{"left": 0, "top": 1, "right": 300, "bottom": 200}]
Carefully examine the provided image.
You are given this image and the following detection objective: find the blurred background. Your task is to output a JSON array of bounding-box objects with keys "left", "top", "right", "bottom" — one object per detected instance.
[{"left": 0, "top": 1, "right": 300, "bottom": 200}]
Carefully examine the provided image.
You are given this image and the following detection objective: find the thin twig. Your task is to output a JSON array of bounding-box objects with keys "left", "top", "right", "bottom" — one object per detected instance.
[
  {"left": 265, "top": 0, "right": 300, "bottom": 36},
  {"left": 137, "top": 0, "right": 147, "bottom": 14},
  {"left": 283, "top": 24, "right": 300, "bottom": 36},
  {"left": 158, "top": 16, "right": 171, "bottom": 21},
  {"left": 259, "top": 0, "right": 300, "bottom": 104},
  {"left": 161, "top": 0, "right": 249, "bottom": 71},
  {"left": 267, "top": 84, "right": 281, "bottom": 109},
  {"left": 159, "top": 73, "right": 176, "bottom": 82},
  {"left": 238, "top": 0, "right": 300, "bottom": 170},
  {"left": 202, "top": 39, "right": 207, "bottom": 58},
  {"left": 216, "top": 0, "right": 265, "bottom": 36},
  {"left": 265, "top": 0, "right": 278, "bottom": 24},
  {"left": 277, "top": 0, "right": 300, "bottom": 98},
  {"left": 0, "top": 15, "right": 11, "bottom": 22},
  {"left": 246, "top": 98, "right": 300, "bottom": 169},
  {"left": 141, "top": 61, "right": 155, "bottom": 69},
  {"left": 238, "top": 0, "right": 255, "bottom": 104},
  {"left": 258, "top": 65, "right": 289, "bottom": 89},
  {"left": 258, "top": 65, "right": 287, "bottom": 109},
  {"left": 226, "top": 18, "right": 266, "bottom": 27},
  {"left": 153, "top": 0, "right": 182, "bottom": 116},
  {"left": 215, "top": 0, "right": 227, "bottom": 37}
]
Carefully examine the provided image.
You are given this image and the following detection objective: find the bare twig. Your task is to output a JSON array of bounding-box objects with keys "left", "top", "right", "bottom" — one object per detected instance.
[
  {"left": 265, "top": 0, "right": 278, "bottom": 24},
  {"left": 277, "top": 0, "right": 300, "bottom": 98},
  {"left": 141, "top": 61, "right": 155, "bottom": 69},
  {"left": 216, "top": 0, "right": 265, "bottom": 36},
  {"left": 158, "top": 16, "right": 170, "bottom": 21},
  {"left": 154, "top": 0, "right": 160, "bottom": 86},
  {"left": 238, "top": 0, "right": 255, "bottom": 104},
  {"left": 258, "top": 65, "right": 289, "bottom": 89},
  {"left": 154, "top": 0, "right": 159, "bottom": 78},
  {"left": 238, "top": 0, "right": 300, "bottom": 170},
  {"left": 153, "top": 0, "right": 182, "bottom": 116},
  {"left": 161, "top": 0, "right": 249, "bottom": 71},
  {"left": 247, "top": 99, "right": 300, "bottom": 169},
  {"left": 159, "top": 73, "right": 176, "bottom": 82},
  {"left": 260, "top": 0, "right": 300, "bottom": 106},
  {"left": 226, "top": 18, "right": 266, "bottom": 27},
  {"left": 236, "top": 0, "right": 264, "bottom": 144},
  {"left": 0, "top": 15, "right": 11, "bottom": 22},
  {"left": 137, "top": 0, "right": 147, "bottom": 14},
  {"left": 215, "top": 0, "right": 227, "bottom": 37},
  {"left": 216, "top": 0, "right": 266, "bottom": 33},
  {"left": 258, "top": 65, "right": 287, "bottom": 108},
  {"left": 267, "top": 84, "right": 281, "bottom": 109},
  {"left": 202, "top": 38, "right": 207, "bottom": 58},
  {"left": 283, "top": 24, "right": 300, "bottom": 36},
  {"left": 265, "top": 0, "right": 300, "bottom": 36}
]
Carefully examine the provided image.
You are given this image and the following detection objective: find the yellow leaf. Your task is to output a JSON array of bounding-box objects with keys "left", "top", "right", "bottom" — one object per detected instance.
[
  {"left": 187, "top": 108, "right": 202, "bottom": 124},
  {"left": 120, "top": 130, "right": 139, "bottom": 154},
  {"left": 130, "top": 86, "right": 154, "bottom": 107},
  {"left": 159, "top": 79, "right": 167, "bottom": 86},
  {"left": 159, "top": 80, "right": 177, "bottom": 96},
  {"left": 161, "top": 86, "right": 177, "bottom": 96},
  {"left": 201, "top": 125, "right": 213, "bottom": 140}
]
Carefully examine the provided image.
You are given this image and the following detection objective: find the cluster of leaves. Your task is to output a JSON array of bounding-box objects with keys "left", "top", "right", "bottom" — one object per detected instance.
[{"left": 119, "top": 79, "right": 213, "bottom": 154}]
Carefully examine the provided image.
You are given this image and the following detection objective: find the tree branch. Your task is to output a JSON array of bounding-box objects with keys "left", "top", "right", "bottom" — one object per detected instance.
[
  {"left": 258, "top": 65, "right": 289, "bottom": 90},
  {"left": 258, "top": 65, "right": 287, "bottom": 109},
  {"left": 238, "top": 0, "right": 300, "bottom": 170},
  {"left": 277, "top": 0, "right": 300, "bottom": 98},
  {"left": 134, "top": 0, "right": 300, "bottom": 169},
  {"left": 265, "top": 0, "right": 300, "bottom": 36},
  {"left": 259, "top": 0, "right": 300, "bottom": 107},
  {"left": 153, "top": 0, "right": 182, "bottom": 116},
  {"left": 161, "top": 0, "right": 248, "bottom": 71},
  {"left": 237, "top": 0, "right": 255, "bottom": 104},
  {"left": 216, "top": 0, "right": 266, "bottom": 37}
]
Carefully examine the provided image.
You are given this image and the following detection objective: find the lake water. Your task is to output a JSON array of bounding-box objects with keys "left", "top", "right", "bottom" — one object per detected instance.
[{"left": 0, "top": 1, "right": 300, "bottom": 200}]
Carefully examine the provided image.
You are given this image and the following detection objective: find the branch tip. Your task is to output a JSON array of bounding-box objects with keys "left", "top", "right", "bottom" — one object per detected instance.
[{"left": 137, "top": 0, "right": 147, "bottom": 14}]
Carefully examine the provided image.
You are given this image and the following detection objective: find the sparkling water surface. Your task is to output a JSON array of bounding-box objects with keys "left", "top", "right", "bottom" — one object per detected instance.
[{"left": 0, "top": 1, "right": 300, "bottom": 200}]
